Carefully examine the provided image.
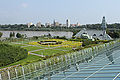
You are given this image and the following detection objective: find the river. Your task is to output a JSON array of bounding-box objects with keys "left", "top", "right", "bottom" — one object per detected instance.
[{"left": 0, "top": 31, "right": 73, "bottom": 38}]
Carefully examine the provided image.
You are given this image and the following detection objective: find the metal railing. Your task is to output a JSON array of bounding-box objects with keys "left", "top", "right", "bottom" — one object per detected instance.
[{"left": 0, "top": 40, "right": 120, "bottom": 80}]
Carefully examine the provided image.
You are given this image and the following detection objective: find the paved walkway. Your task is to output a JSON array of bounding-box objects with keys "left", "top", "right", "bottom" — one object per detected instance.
[
  {"left": 29, "top": 52, "right": 45, "bottom": 57},
  {"left": 12, "top": 42, "right": 71, "bottom": 57}
]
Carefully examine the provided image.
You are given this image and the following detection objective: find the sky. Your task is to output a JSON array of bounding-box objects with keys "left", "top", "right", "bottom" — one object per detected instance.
[{"left": 0, "top": 0, "right": 120, "bottom": 25}]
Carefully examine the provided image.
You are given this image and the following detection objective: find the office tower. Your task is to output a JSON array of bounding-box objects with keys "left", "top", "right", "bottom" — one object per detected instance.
[{"left": 66, "top": 19, "right": 70, "bottom": 27}]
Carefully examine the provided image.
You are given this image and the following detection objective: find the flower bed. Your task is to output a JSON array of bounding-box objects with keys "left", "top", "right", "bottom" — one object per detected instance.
[
  {"left": 38, "top": 41, "right": 62, "bottom": 45},
  {"left": 29, "top": 39, "right": 82, "bottom": 48}
]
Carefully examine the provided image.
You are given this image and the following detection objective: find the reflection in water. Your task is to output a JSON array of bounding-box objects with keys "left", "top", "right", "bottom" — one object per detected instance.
[{"left": 106, "top": 48, "right": 114, "bottom": 64}]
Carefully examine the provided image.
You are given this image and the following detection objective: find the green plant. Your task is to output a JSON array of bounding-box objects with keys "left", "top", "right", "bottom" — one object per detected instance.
[
  {"left": 0, "top": 43, "right": 28, "bottom": 67},
  {"left": 0, "top": 32, "right": 3, "bottom": 37}
]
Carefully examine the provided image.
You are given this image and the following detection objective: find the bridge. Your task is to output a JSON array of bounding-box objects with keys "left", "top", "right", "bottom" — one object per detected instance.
[{"left": 0, "top": 40, "right": 120, "bottom": 80}]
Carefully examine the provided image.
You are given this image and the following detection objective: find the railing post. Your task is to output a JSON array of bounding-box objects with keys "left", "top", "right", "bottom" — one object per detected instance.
[
  {"left": 7, "top": 70, "right": 11, "bottom": 80},
  {"left": 0, "top": 73, "right": 2, "bottom": 80},
  {"left": 21, "top": 66, "right": 26, "bottom": 80},
  {"left": 15, "top": 68, "right": 18, "bottom": 79}
]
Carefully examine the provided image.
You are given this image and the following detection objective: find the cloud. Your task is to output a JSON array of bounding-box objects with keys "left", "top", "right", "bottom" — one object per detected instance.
[{"left": 21, "top": 3, "right": 28, "bottom": 8}]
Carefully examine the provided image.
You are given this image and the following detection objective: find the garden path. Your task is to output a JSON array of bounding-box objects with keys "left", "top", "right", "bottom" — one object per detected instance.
[
  {"left": 11, "top": 42, "right": 71, "bottom": 57},
  {"left": 29, "top": 52, "right": 45, "bottom": 57}
]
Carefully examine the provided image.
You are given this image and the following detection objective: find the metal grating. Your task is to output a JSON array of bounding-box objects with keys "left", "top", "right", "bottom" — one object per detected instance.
[
  {"left": 8, "top": 41, "right": 120, "bottom": 80},
  {"left": 47, "top": 49, "right": 120, "bottom": 80}
]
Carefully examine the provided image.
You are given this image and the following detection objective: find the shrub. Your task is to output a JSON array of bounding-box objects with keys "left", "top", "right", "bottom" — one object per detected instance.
[
  {"left": 0, "top": 32, "right": 3, "bottom": 38},
  {"left": 33, "top": 36, "right": 39, "bottom": 40},
  {"left": 16, "top": 33, "right": 24, "bottom": 38},
  {"left": 0, "top": 43, "right": 28, "bottom": 67}
]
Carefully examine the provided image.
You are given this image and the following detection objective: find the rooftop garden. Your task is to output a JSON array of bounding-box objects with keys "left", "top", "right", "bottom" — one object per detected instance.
[{"left": 0, "top": 37, "right": 113, "bottom": 69}]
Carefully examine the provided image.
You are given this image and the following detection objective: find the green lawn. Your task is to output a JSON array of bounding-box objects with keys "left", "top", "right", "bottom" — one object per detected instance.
[
  {"left": 15, "top": 38, "right": 47, "bottom": 44},
  {"left": 55, "top": 47, "right": 73, "bottom": 51},
  {"left": 0, "top": 38, "right": 74, "bottom": 69},
  {"left": 9, "top": 43, "right": 26, "bottom": 47},
  {"left": 33, "top": 49, "right": 66, "bottom": 56},
  {"left": 23, "top": 46, "right": 44, "bottom": 51},
  {"left": 0, "top": 54, "right": 42, "bottom": 69}
]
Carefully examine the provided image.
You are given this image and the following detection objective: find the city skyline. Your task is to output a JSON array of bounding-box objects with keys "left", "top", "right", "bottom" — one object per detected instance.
[{"left": 0, "top": 0, "right": 120, "bottom": 24}]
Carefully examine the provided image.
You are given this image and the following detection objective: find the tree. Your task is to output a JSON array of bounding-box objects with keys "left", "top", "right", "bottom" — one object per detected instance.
[
  {"left": 0, "top": 43, "right": 28, "bottom": 67},
  {"left": 0, "top": 32, "right": 3, "bottom": 38},
  {"left": 10, "top": 32, "right": 13, "bottom": 38},
  {"left": 10, "top": 32, "right": 15, "bottom": 38},
  {"left": 16, "top": 33, "right": 22, "bottom": 38},
  {"left": 13, "top": 32, "right": 15, "bottom": 37}
]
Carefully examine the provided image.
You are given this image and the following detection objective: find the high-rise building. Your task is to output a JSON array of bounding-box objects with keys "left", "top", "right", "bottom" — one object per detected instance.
[
  {"left": 53, "top": 20, "right": 56, "bottom": 27},
  {"left": 36, "top": 22, "right": 41, "bottom": 27},
  {"left": 66, "top": 19, "right": 70, "bottom": 27},
  {"left": 53, "top": 20, "right": 59, "bottom": 27}
]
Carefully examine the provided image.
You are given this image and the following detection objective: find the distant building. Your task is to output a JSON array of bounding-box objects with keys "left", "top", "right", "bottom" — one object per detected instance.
[
  {"left": 53, "top": 20, "right": 60, "bottom": 27},
  {"left": 45, "top": 22, "right": 51, "bottom": 27},
  {"left": 27, "top": 22, "right": 33, "bottom": 28},
  {"left": 71, "top": 24, "right": 76, "bottom": 27},
  {"left": 36, "top": 22, "right": 41, "bottom": 27},
  {"left": 62, "top": 24, "right": 67, "bottom": 27},
  {"left": 76, "top": 22, "right": 80, "bottom": 26},
  {"left": 75, "top": 16, "right": 112, "bottom": 40},
  {"left": 66, "top": 19, "right": 70, "bottom": 27},
  {"left": 53, "top": 20, "right": 56, "bottom": 27}
]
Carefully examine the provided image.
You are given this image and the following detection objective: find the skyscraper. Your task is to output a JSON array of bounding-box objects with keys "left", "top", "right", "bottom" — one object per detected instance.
[
  {"left": 53, "top": 20, "right": 56, "bottom": 27},
  {"left": 66, "top": 19, "right": 70, "bottom": 27}
]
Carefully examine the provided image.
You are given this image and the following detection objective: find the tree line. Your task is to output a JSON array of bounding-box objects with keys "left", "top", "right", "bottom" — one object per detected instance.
[{"left": 0, "top": 23, "right": 120, "bottom": 31}]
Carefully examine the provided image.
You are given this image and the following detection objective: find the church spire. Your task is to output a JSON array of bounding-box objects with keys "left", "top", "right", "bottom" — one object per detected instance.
[{"left": 101, "top": 16, "right": 107, "bottom": 30}]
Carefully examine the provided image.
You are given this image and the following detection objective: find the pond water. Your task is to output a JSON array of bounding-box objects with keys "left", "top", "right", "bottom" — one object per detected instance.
[{"left": 0, "top": 31, "right": 73, "bottom": 38}]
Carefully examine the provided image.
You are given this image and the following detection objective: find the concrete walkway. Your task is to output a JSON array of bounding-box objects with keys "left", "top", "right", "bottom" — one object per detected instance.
[{"left": 29, "top": 52, "right": 45, "bottom": 57}]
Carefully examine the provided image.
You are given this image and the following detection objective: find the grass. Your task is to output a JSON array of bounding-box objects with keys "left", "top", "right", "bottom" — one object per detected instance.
[
  {"left": 55, "top": 47, "right": 73, "bottom": 51},
  {"left": 9, "top": 43, "right": 26, "bottom": 47},
  {"left": 33, "top": 49, "right": 66, "bottom": 56},
  {"left": 0, "top": 38, "right": 81, "bottom": 69},
  {"left": 15, "top": 38, "right": 47, "bottom": 44},
  {"left": 0, "top": 54, "right": 42, "bottom": 69},
  {"left": 23, "top": 46, "right": 44, "bottom": 51}
]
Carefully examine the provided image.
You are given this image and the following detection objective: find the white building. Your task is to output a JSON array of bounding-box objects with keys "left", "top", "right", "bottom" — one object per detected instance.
[
  {"left": 66, "top": 19, "right": 70, "bottom": 27},
  {"left": 27, "top": 22, "right": 33, "bottom": 28},
  {"left": 53, "top": 20, "right": 60, "bottom": 27},
  {"left": 45, "top": 22, "right": 51, "bottom": 27},
  {"left": 75, "top": 17, "right": 112, "bottom": 40},
  {"left": 36, "top": 22, "right": 41, "bottom": 27}
]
